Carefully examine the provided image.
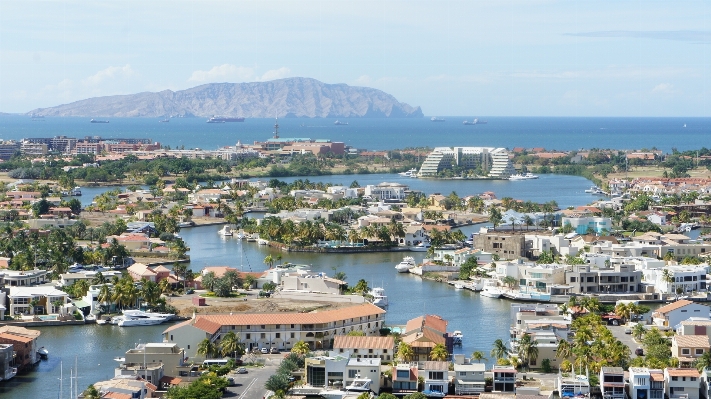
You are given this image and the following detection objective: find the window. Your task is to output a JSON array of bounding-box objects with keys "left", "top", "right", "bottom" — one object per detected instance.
[
  {"left": 691, "top": 377, "right": 697, "bottom": 381},
  {"left": 696, "top": 349, "right": 704, "bottom": 355},
  {"left": 570, "top": 277, "right": 576, "bottom": 282},
  {"left": 459, "top": 372, "right": 467, "bottom": 376},
  {"left": 396, "top": 370, "right": 410, "bottom": 379},
  {"left": 672, "top": 376, "right": 678, "bottom": 381},
  {"left": 261, "top": 325, "right": 266, "bottom": 329},
  {"left": 291, "top": 333, "right": 295, "bottom": 338},
  {"left": 291, "top": 324, "right": 295, "bottom": 328},
  {"left": 682, "top": 348, "right": 690, "bottom": 355},
  {"left": 349, "top": 370, "right": 358, "bottom": 378},
  {"left": 429, "top": 371, "right": 444, "bottom": 380},
  {"left": 369, "top": 349, "right": 373, "bottom": 353},
  {"left": 246, "top": 334, "right": 251, "bottom": 339},
  {"left": 260, "top": 333, "right": 266, "bottom": 339},
  {"left": 276, "top": 333, "right": 281, "bottom": 338},
  {"left": 587, "top": 277, "right": 594, "bottom": 282},
  {"left": 276, "top": 324, "right": 280, "bottom": 328}
]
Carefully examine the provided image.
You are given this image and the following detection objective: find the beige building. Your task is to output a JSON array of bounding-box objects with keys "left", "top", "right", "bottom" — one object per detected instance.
[
  {"left": 163, "top": 303, "right": 386, "bottom": 358},
  {"left": 671, "top": 335, "right": 710, "bottom": 368},
  {"left": 474, "top": 232, "right": 525, "bottom": 259}
]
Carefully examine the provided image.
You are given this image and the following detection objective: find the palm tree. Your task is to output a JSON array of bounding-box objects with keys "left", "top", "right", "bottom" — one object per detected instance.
[
  {"left": 662, "top": 269, "right": 674, "bottom": 294},
  {"left": 97, "top": 284, "right": 112, "bottom": 312},
  {"left": 471, "top": 351, "right": 487, "bottom": 363},
  {"left": 429, "top": 343, "right": 448, "bottom": 361},
  {"left": 491, "top": 339, "right": 509, "bottom": 360},
  {"left": 615, "top": 303, "right": 631, "bottom": 323},
  {"left": 517, "top": 333, "right": 538, "bottom": 371},
  {"left": 696, "top": 350, "right": 711, "bottom": 372},
  {"left": 556, "top": 339, "right": 572, "bottom": 360},
  {"left": 220, "top": 331, "right": 244, "bottom": 357},
  {"left": 197, "top": 338, "right": 216, "bottom": 359},
  {"left": 632, "top": 324, "right": 646, "bottom": 341},
  {"left": 397, "top": 342, "right": 414, "bottom": 362},
  {"left": 291, "top": 340, "right": 311, "bottom": 355},
  {"left": 508, "top": 355, "right": 521, "bottom": 370},
  {"left": 263, "top": 254, "right": 274, "bottom": 269}
]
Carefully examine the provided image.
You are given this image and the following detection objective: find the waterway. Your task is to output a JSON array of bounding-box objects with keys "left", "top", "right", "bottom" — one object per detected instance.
[{"left": 2, "top": 173, "right": 606, "bottom": 397}]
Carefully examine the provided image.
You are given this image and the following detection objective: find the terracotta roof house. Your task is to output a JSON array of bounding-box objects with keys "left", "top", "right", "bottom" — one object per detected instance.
[
  {"left": 163, "top": 303, "right": 386, "bottom": 358},
  {"left": 653, "top": 300, "right": 710, "bottom": 328},
  {"left": 401, "top": 314, "right": 451, "bottom": 360},
  {"left": 333, "top": 335, "right": 395, "bottom": 361}
]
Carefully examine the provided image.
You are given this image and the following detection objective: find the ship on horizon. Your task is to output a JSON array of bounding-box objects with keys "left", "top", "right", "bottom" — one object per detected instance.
[
  {"left": 431, "top": 116, "right": 445, "bottom": 122},
  {"left": 334, "top": 120, "right": 349, "bottom": 125},
  {"left": 207, "top": 116, "right": 245, "bottom": 123},
  {"left": 90, "top": 119, "right": 109, "bottom": 123},
  {"left": 463, "top": 118, "right": 487, "bottom": 125}
]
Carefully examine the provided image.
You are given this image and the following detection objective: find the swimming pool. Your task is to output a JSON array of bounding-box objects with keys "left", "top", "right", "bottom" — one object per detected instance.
[{"left": 38, "top": 315, "right": 58, "bottom": 321}]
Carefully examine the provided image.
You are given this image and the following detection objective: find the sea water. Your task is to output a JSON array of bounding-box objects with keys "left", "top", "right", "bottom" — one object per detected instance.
[{"left": 0, "top": 115, "right": 708, "bottom": 152}]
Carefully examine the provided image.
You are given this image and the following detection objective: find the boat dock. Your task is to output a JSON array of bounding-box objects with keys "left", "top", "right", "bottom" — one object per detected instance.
[{"left": 446, "top": 281, "right": 482, "bottom": 292}]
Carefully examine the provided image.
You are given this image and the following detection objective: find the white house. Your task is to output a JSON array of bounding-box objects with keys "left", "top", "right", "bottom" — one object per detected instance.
[
  {"left": 628, "top": 368, "right": 665, "bottom": 399},
  {"left": 8, "top": 286, "right": 69, "bottom": 316},
  {"left": 652, "top": 300, "right": 710, "bottom": 328},
  {"left": 562, "top": 216, "right": 612, "bottom": 235},
  {"left": 364, "top": 183, "right": 409, "bottom": 200},
  {"left": 665, "top": 368, "right": 701, "bottom": 399}
]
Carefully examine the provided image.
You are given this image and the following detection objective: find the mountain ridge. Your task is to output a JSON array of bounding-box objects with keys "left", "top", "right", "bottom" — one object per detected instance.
[{"left": 27, "top": 77, "right": 423, "bottom": 118}]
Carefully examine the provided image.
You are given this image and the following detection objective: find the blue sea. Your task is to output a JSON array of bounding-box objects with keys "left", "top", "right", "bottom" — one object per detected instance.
[{"left": 0, "top": 115, "right": 708, "bottom": 152}]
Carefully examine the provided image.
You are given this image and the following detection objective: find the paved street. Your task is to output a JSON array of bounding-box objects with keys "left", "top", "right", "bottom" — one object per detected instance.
[
  {"left": 608, "top": 324, "right": 642, "bottom": 358},
  {"left": 223, "top": 354, "right": 282, "bottom": 399}
]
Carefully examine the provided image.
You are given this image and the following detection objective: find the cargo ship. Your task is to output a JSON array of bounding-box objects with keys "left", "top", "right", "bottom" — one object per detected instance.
[{"left": 207, "top": 116, "right": 245, "bottom": 123}]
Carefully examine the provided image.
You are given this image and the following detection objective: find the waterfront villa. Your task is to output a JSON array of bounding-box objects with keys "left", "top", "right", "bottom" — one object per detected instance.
[
  {"left": 492, "top": 365, "right": 517, "bottom": 393},
  {"left": 0, "top": 326, "right": 41, "bottom": 371},
  {"left": 7, "top": 286, "right": 69, "bottom": 316},
  {"left": 627, "top": 368, "right": 665, "bottom": 399},
  {"left": 401, "top": 314, "right": 452, "bottom": 361},
  {"left": 0, "top": 344, "right": 17, "bottom": 381},
  {"left": 162, "top": 303, "right": 386, "bottom": 357},
  {"left": 600, "top": 367, "right": 625, "bottom": 399},
  {"left": 392, "top": 362, "right": 419, "bottom": 396},
  {"left": 452, "top": 354, "right": 486, "bottom": 395},
  {"left": 653, "top": 300, "right": 710, "bottom": 328},
  {"left": 115, "top": 342, "right": 191, "bottom": 384},
  {"left": 332, "top": 335, "right": 395, "bottom": 361}
]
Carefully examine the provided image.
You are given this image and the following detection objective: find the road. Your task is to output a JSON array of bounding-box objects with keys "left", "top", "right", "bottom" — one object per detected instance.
[
  {"left": 223, "top": 354, "right": 282, "bottom": 399},
  {"left": 608, "top": 324, "right": 643, "bottom": 357}
]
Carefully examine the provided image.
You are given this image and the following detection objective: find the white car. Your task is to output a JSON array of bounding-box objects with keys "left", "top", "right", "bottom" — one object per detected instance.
[{"left": 261, "top": 347, "right": 269, "bottom": 354}]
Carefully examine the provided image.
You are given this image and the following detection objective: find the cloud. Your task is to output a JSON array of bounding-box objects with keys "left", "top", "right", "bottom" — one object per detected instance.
[
  {"left": 651, "top": 83, "right": 679, "bottom": 94},
  {"left": 353, "top": 75, "right": 372, "bottom": 86},
  {"left": 259, "top": 67, "right": 290, "bottom": 81},
  {"left": 187, "top": 64, "right": 255, "bottom": 83},
  {"left": 83, "top": 64, "right": 135, "bottom": 86},
  {"left": 566, "top": 30, "right": 711, "bottom": 43},
  {"left": 187, "top": 65, "right": 291, "bottom": 83}
]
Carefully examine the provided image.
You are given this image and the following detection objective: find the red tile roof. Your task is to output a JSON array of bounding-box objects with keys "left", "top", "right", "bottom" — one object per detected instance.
[
  {"left": 667, "top": 368, "right": 700, "bottom": 377},
  {"left": 333, "top": 335, "right": 395, "bottom": 350},
  {"left": 655, "top": 299, "right": 694, "bottom": 314}
]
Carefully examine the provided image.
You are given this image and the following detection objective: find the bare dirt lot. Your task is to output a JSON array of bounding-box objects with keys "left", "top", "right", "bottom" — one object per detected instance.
[{"left": 165, "top": 290, "right": 358, "bottom": 318}]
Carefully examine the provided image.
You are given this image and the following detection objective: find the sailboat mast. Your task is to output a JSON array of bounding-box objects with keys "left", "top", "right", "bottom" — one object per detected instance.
[{"left": 59, "top": 361, "right": 62, "bottom": 399}]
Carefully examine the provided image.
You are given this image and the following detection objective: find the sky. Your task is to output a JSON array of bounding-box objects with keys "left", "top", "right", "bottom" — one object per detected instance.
[{"left": 0, "top": 0, "right": 710, "bottom": 117}]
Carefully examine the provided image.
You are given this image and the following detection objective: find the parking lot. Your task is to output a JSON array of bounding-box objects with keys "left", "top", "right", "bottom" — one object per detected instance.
[{"left": 222, "top": 354, "right": 283, "bottom": 399}]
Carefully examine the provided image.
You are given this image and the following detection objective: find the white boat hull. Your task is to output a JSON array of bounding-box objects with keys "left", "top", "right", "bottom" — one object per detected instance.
[
  {"left": 394, "top": 265, "right": 412, "bottom": 273},
  {"left": 118, "top": 317, "right": 165, "bottom": 327},
  {"left": 480, "top": 288, "right": 503, "bottom": 298}
]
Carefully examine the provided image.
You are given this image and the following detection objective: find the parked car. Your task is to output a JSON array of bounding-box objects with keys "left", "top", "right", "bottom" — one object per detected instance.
[
  {"left": 259, "top": 291, "right": 271, "bottom": 297},
  {"left": 261, "top": 347, "right": 269, "bottom": 354},
  {"left": 236, "top": 367, "right": 247, "bottom": 374},
  {"left": 185, "top": 288, "right": 194, "bottom": 294},
  {"left": 624, "top": 328, "right": 632, "bottom": 334},
  {"left": 635, "top": 347, "right": 644, "bottom": 356},
  {"left": 226, "top": 377, "right": 235, "bottom": 386},
  {"left": 270, "top": 347, "right": 279, "bottom": 354}
]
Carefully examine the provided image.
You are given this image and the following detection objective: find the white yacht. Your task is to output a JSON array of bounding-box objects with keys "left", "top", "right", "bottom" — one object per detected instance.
[
  {"left": 398, "top": 168, "right": 418, "bottom": 178},
  {"left": 509, "top": 172, "right": 538, "bottom": 181},
  {"left": 480, "top": 281, "right": 503, "bottom": 298},
  {"left": 319, "top": 377, "right": 373, "bottom": 399},
  {"left": 69, "top": 186, "right": 82, "bottom": 196},
  {"left": 452, "top": 330, "right": 463, "bottom": 346},
  {"left": 394, "top": 256, "right": 416, "bottom": 273},
  {"left": 409, "top": 242, "right": 431, "bottom": 252},
  {"left": 235, "top": 231, "right": 245, "bottom": 240},
  {"left": 369, "top": 287, "right": 388, "bottom": 308},
  {"left": 123, "top": 309, "right": 175, "bottom": 320},
  {"left": 257, "top": 238, "right": 269, "bottom": 245},
  {"left": 454, "top": 283, "right": 464, "bottom": 290},
  {"left": 219, "top": 225, "right": 233, "bottom": 236},
  {"left": 117, "top": 313, "right": 166, "bottom": 327}
]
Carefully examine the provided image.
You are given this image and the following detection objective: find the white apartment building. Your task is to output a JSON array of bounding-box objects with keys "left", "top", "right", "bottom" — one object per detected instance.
[
  {"left": 641, "top": 265, "right": 708, "bottom": 295},
  {"left": 562, "top": 216, "right": 612, "bottom": 235},
  {"left": 8, "top": 286, "right": 69, "bottom": 316},
  {"left": 665, "top": 368, "right": 701, "bottom": 399},
  {"left": 628, "top": 368, "right": 665, "bottom": 399},
  {"left": 418, "top": 147, "right": 515, "bottom": 178},
  {"left": 363, "top": 182, "right": 409, "bottom": 200}
]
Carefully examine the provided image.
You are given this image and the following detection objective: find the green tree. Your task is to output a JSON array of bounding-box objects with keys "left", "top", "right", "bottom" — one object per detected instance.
[
  {"left": 491, "top": 339, "right": 509, "bottom": 360},
  {"left": 397, "top": 342, "right": 414, "bottom": 362},
  {"left": 429, "top": 343, "right": 448, "bottom": 361},
  {"left": 471, "top": 351, "right": 487, "bottom": 363},
  {"left": 220, "top": 331, "right": 244, "bottom": 357},
  {"left": 197, "top": 338, "right": 217, "bottom": 359},
  {"left": 291, "top": 340, "right": 311, "bottom": 355}
]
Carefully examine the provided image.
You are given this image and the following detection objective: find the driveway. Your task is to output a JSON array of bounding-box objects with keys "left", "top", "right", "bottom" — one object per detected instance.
[
  {"left": 223, "top": 354, "right": 282, "bottom": 399},
  {"left": 607, "top": 324, "right": 643, "bottom": 358}
]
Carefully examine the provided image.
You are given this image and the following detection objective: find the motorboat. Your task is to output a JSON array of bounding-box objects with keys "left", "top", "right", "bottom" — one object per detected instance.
[
  {"left": 257, "top": 238, "right": 269, "bottom": 245},
  {"left": 219, "top": 225, "right": 233, "bottom": 237},
  {"left": 70, "top": 186, "right": 82, "bottom": 196},
  {"left": 398, "top": 168, "right": 418, "bottom": 178},
  {"left": 509, "top": 173, "right": 538, "bottom": 181},
  {"left": 117, "top": 314, "right": 166, "bottom": 327},
  {"left": 37, "top": 347, "right": 49, "bottom": 360},
  {"left": 334, "top": 120, "right": 349, "bottom": 125},
  {"left": 452, "top": 331, "right": 463, "bottom": 346},
  {"left": 369, "top": 287, "right": 388, "bottom": 308},
  {"left": 123, "top": 309, "right": 175, "bottom": 320},
  {"left": 235, "top": 232, "right": 245, "bottom": 240},
  {"left": 344, "top": 377, "right": 372, "bottom": 392},
  {"left": 394, "top": 256, "right": 416, "bottom": 273},
  {"left": 480, "top": 282, "right": 503, "bottom": 298},
  {"left": 430, "top": 116, "right": 445, "bottom": 122},
  {"left": 409, "top": 242, "right": 431, "bottom": 252},
  {"left": 178, "top": 221, "right": 193, "bottom": 228},
  {"left": 454, "top": 283, "right": 464, "bottom": 290},
  {"left": 319, "top": 376, "right": 373, "bottom": 399},
  {"left": 422, "top": 389, "right": 446, "bottom": 398},
  {"left": 96, "top": 318, "right": 108, "bottom": 325}
]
